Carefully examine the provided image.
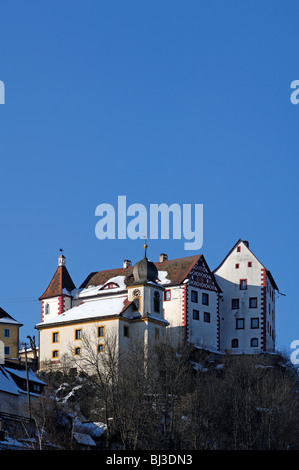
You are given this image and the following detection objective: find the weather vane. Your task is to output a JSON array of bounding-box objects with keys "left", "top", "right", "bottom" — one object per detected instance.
[{"left": 143, "top": 235, "right": 148, "bottom": 258}]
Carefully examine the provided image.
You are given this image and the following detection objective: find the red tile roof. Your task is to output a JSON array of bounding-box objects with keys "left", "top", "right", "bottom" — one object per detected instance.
[
  {"left": 80, "top": 255, "right": 203, "bottom": 289},
  {"left": 39, "top": 265, "right": 76, "bottom": 300}
]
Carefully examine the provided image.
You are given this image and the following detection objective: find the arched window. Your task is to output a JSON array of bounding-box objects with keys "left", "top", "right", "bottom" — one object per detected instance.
[
  {"left": 231, "top": 338, "right": 239, "bottom": 348},
  {"left": 251, "top": 338, "right": 258, "bottom": 347},
  {"left": 45, "top": 303, "right": 50, "bottom": 315},
  {"left": 153, "top": 291, "right": 160, "bottom": 313},
  {"left": 74, "top": 347, "right": 82, "bottom": 356}
]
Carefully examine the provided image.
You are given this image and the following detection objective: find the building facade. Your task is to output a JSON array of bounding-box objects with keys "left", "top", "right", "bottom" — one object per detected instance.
[
  {"left": 0, "top": 308, "right": 23, "bottom": 361},
  {"left": 214, "top": 239, "right": 278, "bottom": 354},
  {"left": 36, "top": 239, "right": 278, "bottom": 369}
]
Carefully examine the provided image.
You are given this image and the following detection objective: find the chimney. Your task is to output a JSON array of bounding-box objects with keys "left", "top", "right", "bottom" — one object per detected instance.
[
  {"left": 123, "top": 259, "right": 132, "bottom": 269},
  {"left": 243, "top": 241, "right": 249, "bottom": 248},
  {"left": 159, "top": 253, "right": 168, "bottom": 263}
]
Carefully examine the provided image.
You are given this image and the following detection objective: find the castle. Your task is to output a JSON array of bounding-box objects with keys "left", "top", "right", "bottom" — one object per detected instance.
[{"left": 34, "top": 239, "right": 278, "bottom": 370}]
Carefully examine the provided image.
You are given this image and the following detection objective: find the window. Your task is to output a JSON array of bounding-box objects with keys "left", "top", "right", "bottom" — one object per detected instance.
[
  {"left": 153, "top": 291, "right": 160, "bottom": 313},
  {"left": 235, "top": 263, "right": 239, "bottom": 269},
  {"left": 248, "top": 261, "right": 252, "bottom": 267},
  {"left": 193, "top": 309, "right": 199, "bottom": 320},
  {"left": 240, "top": 279, "right": 247, "bottom": 290},
  {"left": 4, "top": 346, "right": 10, "bottom": 355},
  {"left": 251, "top": 318, "right": 259, "bottom": 329},
  {"left": 251, "top": 338, "right": 258, "bottom": 347},
  {"left": 33, "top": 384, "right": 41, "bottom": 392},
  {"left": 124, "top": 325, "right": 129, "bottom": 338},
  {"left": 237, "top": 246, "right": 241, "bottom": 253},
  {"left": 74, "top": 347, "right": 82, "bottom": 356},
  {"left": 204, "top": 312, "right": 210, "bottom": 323},
  {"left": 236, "top": 318, "right": 244, "bottom": 329},
  {"left": 232, "top": 299, "right": 239, "bottom": 310},
  {"left": 202, "top": 293, "right": 209, "bottom": 305},
  {"left": 231, "top": 338, "right": 239, "bottom": 348},
  {"left": 52, "top": 332, "right": 59, "bottom": 343},
  {"left": 98, "top": 326, "right": 105, "bottom": 337},
  {"left": 75, "top": 329, "right": 82, "bottom": 340},
  {"left": 191, "top": 290, "right": 198, "bottom": 303},
  {"left": 164, "top": 290, "right": 171, "bottom": 301},
  {"left": 98, "top": 344, "right": 105, "bottom": 353},
  {"left": 155, "top": 328, "right": 160, "bottom": 341},
  {"left": 103, "top": 282, "right": 119, "bottom": 289},
  {"left": 52, "top": 350, "right": 59, "bottom": 358},
  {"left": 45, "top": 303, "right": 50, "bottom": 315},
  {"left": 3, "top": 328, "right": 10, "bottom": 338},
  {"left": 249, "top": 297, "right": 257, "bottom": 308}
]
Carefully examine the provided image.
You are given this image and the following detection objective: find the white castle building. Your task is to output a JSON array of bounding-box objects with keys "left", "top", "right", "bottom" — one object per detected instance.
[
  {"left": 214, "top": 239, "right": 278, "bottom": 354},
  {"left": 35, "top": 239, "right": 278, "bottom": 369}
]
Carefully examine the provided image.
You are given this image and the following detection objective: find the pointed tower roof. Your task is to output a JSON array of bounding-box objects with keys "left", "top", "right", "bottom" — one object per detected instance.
[{"left": 39, "top": 253, "right": 76, "bottom": 300}]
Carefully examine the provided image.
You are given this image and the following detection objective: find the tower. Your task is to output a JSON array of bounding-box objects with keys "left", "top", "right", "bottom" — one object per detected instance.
[
  {"left": 127, "top": 244, "right": 165, "bottom": 319},
  {"left": 39, "top": 252, "right": 76, "bottom": 323}
]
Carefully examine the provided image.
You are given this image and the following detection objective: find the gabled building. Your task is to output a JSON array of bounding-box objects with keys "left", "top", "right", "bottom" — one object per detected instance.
[
  {"left": 156, "top": 253, "right": 221, "bottom": 350},
  {"left": 36, "top": 248, "right": 170, "bottom": 370},
  {"left": 213, "top": 239, "right": 278, "bottom": 354},
  {"left": 36, "top": 239, "right": 279, "bottom": 370},
  {"left": 0, "top": 308, "right": 23, "bottom": 361},
  {"left": 35, "top": 247, "right": 222, "bottom": 370},
  {"left": 0, "top": 361, "right": 46, "bottom": 417}
]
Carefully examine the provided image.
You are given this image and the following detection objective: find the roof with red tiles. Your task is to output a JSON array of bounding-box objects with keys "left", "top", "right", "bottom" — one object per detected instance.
[
  {"left": 39, "top": 265, "right": 76, "bottom": 300},
  {"left": 79, "top": 254, "right": 203, "bottom": 289}
]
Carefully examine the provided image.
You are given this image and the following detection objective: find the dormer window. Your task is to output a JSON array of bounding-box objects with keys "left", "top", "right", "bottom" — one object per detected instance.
[{"left": 103, "top": 282, "right": 120, "bottom": 290}]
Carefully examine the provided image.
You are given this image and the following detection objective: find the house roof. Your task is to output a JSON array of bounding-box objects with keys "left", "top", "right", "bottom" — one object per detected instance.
[
  {"left": 156, "top": 254, "right": 203, "bottom": 286},
  {"left": 213, "top": 239, "right": 279, "bottom": 290},
  {"left": 36, "top": 295, "right": 129, "bottom": 327},
  {"left": 80, "top": 254, "right": 203, "bottom": 290},
  {"left": 0, "top": 307, "right": 23, "bottom": 326},
  {"left": 0, "top": 366, "right": 20, "bottom": 395},
  {"left": 39, "top": 265, "right": 76, "bottom": 300}
]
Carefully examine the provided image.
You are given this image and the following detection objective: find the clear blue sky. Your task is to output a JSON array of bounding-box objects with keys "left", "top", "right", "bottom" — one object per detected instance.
[{"left": 0, "top": 1, "right": 298, "bottom": 357}]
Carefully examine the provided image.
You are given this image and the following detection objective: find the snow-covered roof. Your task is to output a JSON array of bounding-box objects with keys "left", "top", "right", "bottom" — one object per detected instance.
[
  {"left": 157, "top": 270, "right": 171, "bottom": 284},
  {"left": 0, "top": 317, "right": 22, "bottom": 326},
  {"left": 79, "top": 275, "right": 127, "bottom": 298},
  {"left": 0, "top": 307, "right": 22, "bottom": 326},
  {"left": 0, "top": 367, "right": 20, "bottom": 395},
  {"left": 37, "top": 295, "right": 128, "bottom": 326},
  {"left": 73, "top": 432, "right": 96, "bottom": 447},
  {"left": 5, "top": 367, "right": 46, "bottom": 385}
]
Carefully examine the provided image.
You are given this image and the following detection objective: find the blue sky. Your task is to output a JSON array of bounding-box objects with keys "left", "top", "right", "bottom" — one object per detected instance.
[{"left": 0, "top": 1, "right": 298, "bottom": 357}]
